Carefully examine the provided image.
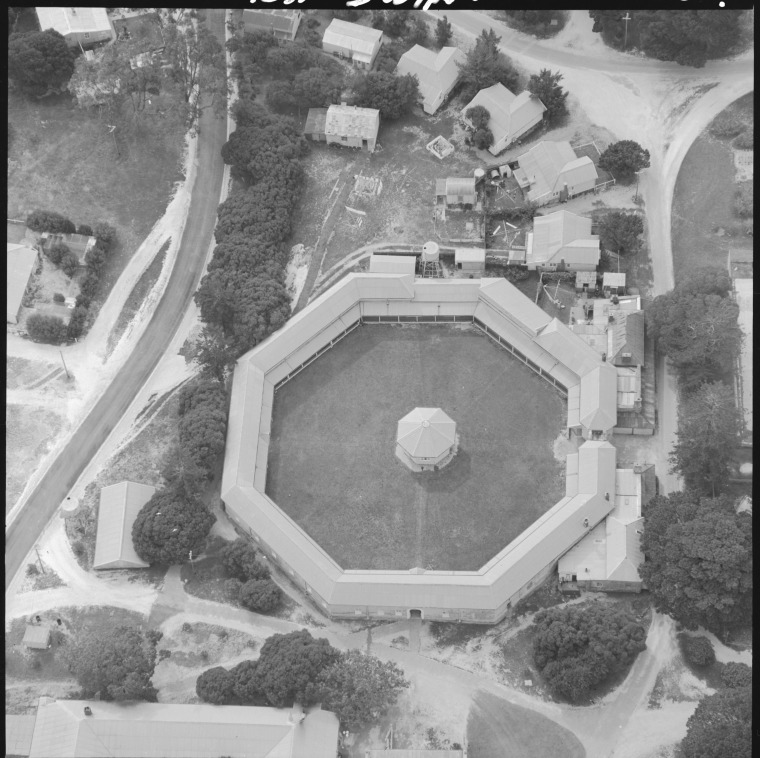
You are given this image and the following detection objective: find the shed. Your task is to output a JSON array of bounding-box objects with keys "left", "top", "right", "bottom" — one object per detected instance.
[
  {"left": 93, "top": 481, "right": 155, "bottom": 570},
  {"left": 23, "top": 624, "right": 51, "bottom": 650},
  {"left": 324, "top": 104, "right": 380, "bottom": 152},
  {"left": 461, "top": 83, "right": 546, "bottom": 155},
  {"left": 395, "top": 45, "right": 464, "bottom": 114},
  {"left": 397, "top": 408, "right": 457, "bottom": 468},
  {"left": 35, "top": 7, "right": 116, "bottom": 49},
  {"left": 322, "top": 19, "right": 382, "bottom": 68},
  {"left": 435, "top": 177, "right": 477, "bottom": 206},
  {"left": 455, "top": 248, "right": 486, "bottom": 275},
  {"left": 242, "top": 8, "right": 301, "bottom": 41},
  {"left": 369, "top": 255, "right": 417, "bottom": 275},
  {"left": 526, "top": 211, "right": 600, "bottom": 272},
  {"left": 304, "top": 108, "right": 328, "bottom": 142},
  {"left": 7, "top": 243, "right": 39, "bottom": 324},
  {"left": 575, "top": 271, "right": 597, "bottom": 292},
  {"left": 603, "top": 272, "right": 626, "bottom": 296}
]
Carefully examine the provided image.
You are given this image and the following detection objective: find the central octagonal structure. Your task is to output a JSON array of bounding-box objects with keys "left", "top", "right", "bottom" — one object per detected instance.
[
  {"left": 223, "top": 273, "right": 619, "bottom": 623},
  {"left": 396, "top": 407, "right": 457, "bottom": 471}
]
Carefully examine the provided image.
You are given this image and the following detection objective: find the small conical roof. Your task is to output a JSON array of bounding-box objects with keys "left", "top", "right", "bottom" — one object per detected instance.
[{"left": 397, "top": 408, "right": 456, "bottom": 459}]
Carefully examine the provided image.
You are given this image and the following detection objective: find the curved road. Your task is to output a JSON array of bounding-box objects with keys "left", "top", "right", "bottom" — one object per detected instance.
[{"left": 5, "top": 9, "right": 228, "bottom": 588}]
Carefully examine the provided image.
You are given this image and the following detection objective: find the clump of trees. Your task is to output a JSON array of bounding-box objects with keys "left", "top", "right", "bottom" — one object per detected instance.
[
  {"left": 680, "top": 635, "right": 715, "bottom": 668},
  {"left": 63, "top": 625, "right": 162, "bottom": 701},
  {"left": 589, "top": 10, "right": 745, "bottom": 67},
  {"left": 598, "top": 211, "right": 644, "bottom": 256},
  {"left": 8, "top": 29, "right": 76, "bottom": 97},
  {"left": 352, "top": 71, "right": 421, "bottom": 120},
  {"left": 457, "top": 29, "right": 520, "bottom": 102},
  {"left": 719, "top": 661, "right": 751, "bottom": 689},
  {"left": 435, "top": 16, "right": 453, "bottom": 48},
  {"left": 598, "top": 140, "right": 650, "bottom": 184},
  {"left": 464, "top": 105, "right": 493, "bottom": 150},
  {"left": 526, "top": 69, "right": 568, "bottom": 126},
  {"left": 639, "top": 491, "right": 752, "bottom": 636},
  {"left": 669, "top": 381, "right": 741, "bottom": 495},
  {"left": 646, "top": 267, "right": 741, "bottom": 393},
  {"left": 131, "top": 482, "right": 215, "bottom": 565},
  {"left": 531, "top": 602, "right": 647, "bottom": 702},
  {"left": 505, "top": 11, "right": 566, "bottom": 38},
  {"left": 733, "top": 182, "right": 752, "bottom": 219},
  {"left": 195, "top": 630, "right": 409, "bottom": 730},
  {"left": 26, "top": 210, "right": 76, "bottom": 235},
  {"left": 220, "top": 538, "right": 282, "bottom": 614},
  {"left": 26, "top": 313, "right": 68, "bottom": 345}
]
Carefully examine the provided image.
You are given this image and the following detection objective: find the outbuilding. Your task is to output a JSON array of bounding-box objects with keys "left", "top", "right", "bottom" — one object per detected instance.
[
  {"left": 322, "top": 19, "right": 382, "bottom": 69},
  {"left": 242, "top": 8, "right": 301, "bottom": 41},
  {"left": 35, "top": 7, "right": 116, "bottom": 49},
  {"left": 395, "top": 45, "right": 464, "bottom": 114},
  {"left": 23, "top": 624, "right": 51, "bottom": 650},
  {"left": 455, "top": 248, "right": 486, "bottom": 276},
  {"left": 324, "top": 104, "right": 380, "bottom": 152},
  {"left": 369, "top": 255, "right": 417, "bottom": 275}
]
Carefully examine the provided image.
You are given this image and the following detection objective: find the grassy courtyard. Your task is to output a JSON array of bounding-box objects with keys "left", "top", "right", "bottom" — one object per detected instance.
[{"left": 266, "top": 324, "right": 566, "bottom": 572}]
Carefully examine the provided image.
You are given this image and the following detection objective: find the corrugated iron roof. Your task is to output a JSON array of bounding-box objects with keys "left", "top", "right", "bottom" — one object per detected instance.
[
  {"left": 369, "top": 255, "right": 416, "bottom": 274},
  {"left": 243, "top": 8, "right": 300, "bottom": 34},
  {"left": 325, "top": 104, "right": 379, "bottom": 140},
  {"left": 579, "top": 364, "right": 618, "bottom": 431},
  {"left": 516, "top": 141, "right": 598, "bottom": 203},
  {"left": 35, "top": 7, "right": 112, "bottom": 36},
  {"left": 6, "top": 714, "right": 37, "bottom": 757},
  {"left": 93, "top": 482, "right": 155, "bottom": 570},
  {"left": 396, "top": 45, "right": 464, "bottom": 113},
  {"left": 529, "top": 210, "right": 599, "bottom": 267},
  {"left": 304, "top": 108, "right": 327, "bottom": 135},
  {"left": 397, "top": 408, "right": 456, "bottom": 459},
  {"left": 23, "top": 624, "right": 51, "bottom": 649},
  {"left": 322, "top": 19, "right": 382, "bottom": 60}
]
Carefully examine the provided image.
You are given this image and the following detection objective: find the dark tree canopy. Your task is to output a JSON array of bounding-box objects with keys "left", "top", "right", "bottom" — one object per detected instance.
[
  {"left": 306, "top": 650, "right": 409, "bottom": 731},
  {"left": 680, "top": 686, "right": 751, "bottom": 758},
  {"left": 719, "top": 662, "right": 752, "bottom": 689},
  {"left": 8, "top": 29, "right": 75, "bottom": 96},
  {"left": 435, "top": 16, "right": 453, "bottom": 48},
  {"left": 64, "top": 626, "right": 160, "bottom": 702},
  {"left": 239, "top": 578, "right": 282, "bottom": 613},
  {"left": 532, "top": 603, "right": 647, "bottom": 702},
  {"left": 221, "top": 538, "right": 270, "bottom": 582},
  {"left": 527, "top": 69, "right": 567, "bottom": 126},
  {"left": 639, "top": 491, "right": 753, "bottom": 635},
  {"left": 27, "top": 209, "right": 76, "bottom": 234},
  {"left": 646, "top": 268, "right": 741, "bottom": 392},
  {"left": 131, "top": 483, "right": 215, "bottom": 565},
  {"left": 669, "top": 382, "right": 741, "bottom": 495},
  {"left": 26, "top": 314, "right": 68, "bottom": 345},
  {"left": 598, "top": 140, "right": 650, "bottom": 183},
  {"left": 472, "top": 128, "right": 494, "bottom": 151},
  {"left": 196, "top": 666, "right": 236, "bottom": 704},
  {"left": 598, "top": 211, "right": 644, "bottom": 255},
  {"left": 185, "top": 324, "right": 238, "bottom": 383},
  {"left": 457, "top": 28, "right": 520, "bottom": 101},
  {"left": 252, "top": 630, "right": 340, "bottom": 708},
  {"left": 353, "top": 71, "right": 421, "bottom": 120},
  {"left": 231, "top": 659, "right": 267, "bottom": 704},
  {"left": 680, "top": 635, "right": 716, "bottom": 667},
  {"left": 465, "top": 105, "right": 491, "bottom": 130}
]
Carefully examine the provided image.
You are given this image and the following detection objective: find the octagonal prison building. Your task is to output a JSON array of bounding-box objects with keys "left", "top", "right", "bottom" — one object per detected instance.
[{"left": 222, "top": 272, "right": 623, "bottom": 623}]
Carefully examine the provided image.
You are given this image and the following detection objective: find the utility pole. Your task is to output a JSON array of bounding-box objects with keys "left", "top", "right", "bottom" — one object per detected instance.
[
  {"left": 622, "top": 12, "right": 632, "bottom": 50},
  {"left": 634, "top": 169, "right": 642, "bottom": 203},
  {"left": 34, "top": 545, "right": 46, "bottom": 574},
  {"left": 59, "top": 350, "right": 70, "bottom": 379}
]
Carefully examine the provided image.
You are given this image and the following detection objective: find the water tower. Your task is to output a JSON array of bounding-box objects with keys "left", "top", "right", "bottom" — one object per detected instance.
[
  {"left": 474, "top": 167, "right": 486, "bottom": 183},
  {"left": 420, "top": 241, "right": 442, "bottom": 278}
]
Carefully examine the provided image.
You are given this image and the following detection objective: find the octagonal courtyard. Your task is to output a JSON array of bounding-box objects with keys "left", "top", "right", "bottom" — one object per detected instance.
[{"left": 266, "top": 324, "right": 567, "bottom": 571}]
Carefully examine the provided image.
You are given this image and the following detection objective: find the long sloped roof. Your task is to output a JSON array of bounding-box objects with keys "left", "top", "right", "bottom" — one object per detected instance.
[
  {"left": 6, "top": 714, "right": 36, "bottom": 758},
  {"left": 35, "top": 7, "right": 111, "bottom": 35},
  {"left": 516, "top": 141, "right": 597, "bottom": 202},
  {"left": 579, "top": 364, "right": 618, "bottom": 431},
  {"left": 322, "top": 19, "right": 382, "bottom": 58},
  {"left": 243, "top": 8, "right": 300, "bottom": 34},
  {"left": 610, "top": 310, "right": 646, "bottom": 365},
  {"left": 7, "top": 243, "right": 37, "bottom": 321},
  {"left": 27, "top": 699, "right": 339, "bottom": 758},
  {"left": 369, "top": 255, "right": 416, "bottom": 274},
  {"left": 530, "top": 210, "right": 599, "bottom": 266},
  {"left": 397, "top": 407, "right": 456, "bottom": 458},
  {"left": 325, "top": 104, "right": 379, "bottom": 140},
  {"left": 462, "top": 84, "right": 546, "bottom": 146},
  {"left": 396, "top": 45, "right": 463, "bottom": 110},
  {"left": 93, "top": 481, "right": 154, "bottom": 570}
]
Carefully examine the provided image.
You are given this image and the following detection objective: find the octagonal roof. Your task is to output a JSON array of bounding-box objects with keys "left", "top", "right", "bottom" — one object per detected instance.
[{"left": 397, "top": 407, "right": 456, "bottom": 459}]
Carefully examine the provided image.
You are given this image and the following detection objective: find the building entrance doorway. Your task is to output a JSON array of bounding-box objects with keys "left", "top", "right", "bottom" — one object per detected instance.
[{"left": 408, "top": 609, "right": 422, "bottom": 619}]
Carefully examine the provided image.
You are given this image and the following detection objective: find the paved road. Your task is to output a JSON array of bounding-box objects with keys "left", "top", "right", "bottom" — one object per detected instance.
[{"left": 4, "top": 9, "right": 228, "bottom": 589}]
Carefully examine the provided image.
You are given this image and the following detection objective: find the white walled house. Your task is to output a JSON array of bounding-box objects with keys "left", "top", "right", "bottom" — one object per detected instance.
[
  {"left": 35, "top": 7, "right": 116, "bottom": 49},
  {"left": 322, "top": 19, "right": 382, "bottom": 69},
  {"left": 395, "top": 45, "right": 464, "bottom": 115}
]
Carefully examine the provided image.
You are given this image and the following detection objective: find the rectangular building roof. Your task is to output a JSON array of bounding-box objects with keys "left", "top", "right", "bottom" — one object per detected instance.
[
  {"left": 325, "top": 104, "right": 379, "bottom": 141},
  {"left": 28, "top": 699, "right": 339, "bottom": 758},
  {"left": 462, "top": 83, "right": 546, "bottom": 148},
  {"left": 322, "top": 19, "right": 382, "bottom": 61},
  {"left": 579, "top": 364, "right": 618, "bottom": 431},
  {"left": 93, "top": 481, "right": 155, "bottom": 570},
  {"left": 6, "top": 714, "right": 37, "bottom": 758},
  {"left": 304, "top": 108, "right": 327, "bottom": 136},
  {"left": 23, "top": 624, "right": 51, "bottom": 649},
  {"left": 603, "top": 272, "right": 626, "bottom": 289},
  {"left": 528, "top": 210, "right": 600, "bottom": 267},
  {"left": 610, "top": 310, "right": 646, "bottom": 366},
  {"left": 516, "top": 141, "right": 598, "bottom": 203},
  {"left": 479, "top": 278, "right": 552, "bottom": 336},
  {"left": 455, "top": 248, "right": 486, "bottom": 264},
  {"left": 7, "top": 243, "right": 37, "bottom": 322},
  {"left": 243, "top": 8, "right": 300, "bottom": 34},
  {"left": 369, "top": 254, "right": 417, "bottom": 274},
  {"left": 35, "top": 7, "right": 111, "bottom": 35},
  {"left": 395, "top": 45, "right": 464, "bottom": 112}
]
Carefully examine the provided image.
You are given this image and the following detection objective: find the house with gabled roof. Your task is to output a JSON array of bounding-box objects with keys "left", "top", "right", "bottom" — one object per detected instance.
[
  {"left": 22, "top": 697, "right": 339, "bottom": 758},
  {"left": 395, "top": 45, "right": 464, "bottom": 114},
  {"left": 462, "top": 83, "right": 546, "bottom": 155},
  {"left": 526, "top": 210, "right": 600, "bottom": 272},
  {"left": 93, "top": 481, "right": 155, "bottom": 570},
  {"left": 35, "top": 7, "right": 115, "bottom": 49},
  {"left": 322, "top": 19, "right": 382, "bottom": 69},
  {"left": 514, "top": 140, "right": 598, "bottom": 206},
  {"left": 243, "top": 8, "right": 302, "bottom": 42}
]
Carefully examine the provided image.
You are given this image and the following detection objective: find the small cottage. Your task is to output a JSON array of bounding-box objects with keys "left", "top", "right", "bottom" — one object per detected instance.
[
  {"left": 322, "top": 19, "right": 382, "bottom": 69},
  {"left": 35, "top": 7, "right": 116, "bottom": 49},
  {"left": 323, "top": 104, "right": 380, "bottom": 152}
]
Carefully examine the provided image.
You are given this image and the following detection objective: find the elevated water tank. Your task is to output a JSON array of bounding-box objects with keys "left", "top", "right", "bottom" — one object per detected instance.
[
  {"left": 474, "top": 168, "right": 486, "bottom": 182},
  {"left": 421, "top": 241, "right": 439, "bottom": 262}
]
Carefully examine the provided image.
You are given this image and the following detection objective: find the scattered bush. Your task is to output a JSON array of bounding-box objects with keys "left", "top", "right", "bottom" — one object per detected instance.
[
  {"left": 27, "top": 313, "right": 68, "bottom": 344},
  {"left": 59, "top": 250, "right": 80, "bottom": 278},
  {"left": 66, "top": 305, "right": 88, "bottom": 340},
  {"left": 239, "top": 578, "right": 283, "bottom": 613},
  {"left": 93, "top": 222, "right": 117, "bottom": 246},
  {"left": 719, "top": 661, "right": 752, "bottom": 689},
  {"left": 181, "top": 622, "right": 193, "bottom": 633},
  {"left": 306, "top": 17, "right": 320, "bottom": 29},
  {"left": 26, "top": 563, "right": 40, "bottom": 577},
  {"left": 681, "top": 635, "right": 716, "bottom": 667},
  {"left": 53, "top": 292, "right": 65, "bottom": 303},
  {"left": 709, "top": 110, "right": 747, "bottom": 138},
  {"left": 158, "top": 649, "right": 171, "bottom": 661},
  {"left": 428, "top": 622, "right": 483, "bottom": 647},
  {"left": 221, "top": 538, "right": 270, "bottom": 581},
  {"left": 505, "top": 11, "right": 566, "bottom": 38},
  {"left": 303, "top": 28, "right": 321, "bottom": 47}
]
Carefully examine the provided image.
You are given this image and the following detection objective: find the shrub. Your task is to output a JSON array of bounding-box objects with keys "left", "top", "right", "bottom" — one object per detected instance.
[
  {"left": 85, "top": 242, "right": 107, "bottom": 274},
  {"left": 681, "top": 635, "right": 716, "bottom": 667},
  {"left": 46, "top": 241, "right": 69, "bottom": 265},
  {"left": 77, "top": 223, "right": 93, "bottom": 236},
  {"left": 158, "top": 649, "right": 171, "bottom": 661},
  {"left": 53, "top": 292, "right": 65, "bottom": 303},
  {"left": 59, "top": 250, "right": 80, "bottom": 278},
  {"left": 78, "top": 271, "right": 100, "bottom": 300},
  {"left": 27, "top": 313, "right": 68, "bottom": 344},
  {"left": 224, "top": 578, "right": 243, "bottom": 604},
  {"left": 239, "top": 578, "right": 283, "bottom": 613},
  {"left": 733, "top": 131, "right": 753, "bottom": 149},
  {"left": 93, "top": 222, "right": 117, "bottom": 246},
  {"left": 26, "top": 209, "right": 76, "bottom": 234},
  {"left": 306, "top": 17, "right": 320, "bottom": 28},
  {"left": 303, "top": 28, "right": 321, "bottom": 47},
  {"left": 465, "top": 105, "right": 491, "bottom": 130},
  {"left": 196, "top": 666, "right": 236, "bottom": 704},
  {"left": 221, "top": 538, "right": 270, "bottom": 582},
  {"left": 733, "top": 183, "right": 753, "bottom": 218},
  {"left": 719, "top": 661, "right": 752, "bottom": 689},
  {"left": 67, "top": 305, "right": 89, "bottom": 340},
  {"left": 472, "top": 127, "right": 494, "bottom": 150},
  {"left": 71, "top": 540, "right": 85, "bottom": 557},
  {"left": 181, "top": 622, "right": 193, "bottom": 633},
  {"left": 26, "top": 563, "right": 40, "bottom": 577}
]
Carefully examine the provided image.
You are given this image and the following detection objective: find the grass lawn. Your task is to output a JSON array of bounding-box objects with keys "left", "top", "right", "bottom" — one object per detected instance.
[
  {"left": 267, "top": 324, "right": 566, "bottom": 571},
  {"left": 7, "top": 85, "right": 185, "bottom": 311},
  {"left": 467, "top": 690, "right": 585, "bottom": 758}
]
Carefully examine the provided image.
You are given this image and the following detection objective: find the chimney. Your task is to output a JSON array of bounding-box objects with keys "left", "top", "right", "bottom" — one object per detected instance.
[
  {"left": 288, "top": 703, "right": 305, "bottom": 725},
  {"left": 84, "top": 706, "right": 93, "bottom": 716}
]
